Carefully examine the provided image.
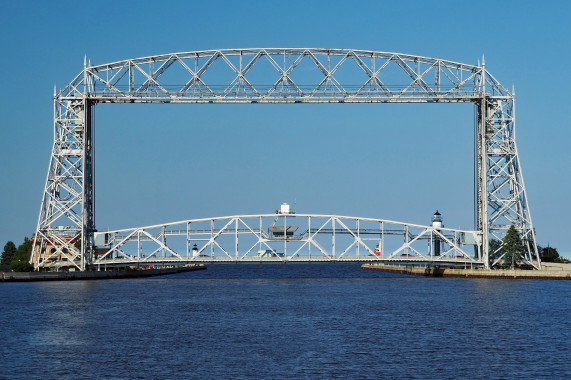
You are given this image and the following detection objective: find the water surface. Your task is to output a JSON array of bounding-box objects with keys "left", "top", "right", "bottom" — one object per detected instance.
[{"left": 1, "top": 264, "right": 569, "bottom": 379}]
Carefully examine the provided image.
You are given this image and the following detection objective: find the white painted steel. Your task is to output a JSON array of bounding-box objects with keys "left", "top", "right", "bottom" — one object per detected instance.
[
  {"left": 31, "top": 48, "right": 540, "bottom": 270},
  {"left": 87, "top": 214, "right": 482, "bottom": 267}
]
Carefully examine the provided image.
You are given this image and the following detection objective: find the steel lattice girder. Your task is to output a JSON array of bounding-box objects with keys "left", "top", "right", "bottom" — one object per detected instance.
[
  {"left": 32, "top": 49, "right": 540, "bottom": 271},
  {"left": 89, "top": 214, "right": 482, "bottom": 266},
  {"left": 60, "top": 48, "right": 510, "bottom": 102}
]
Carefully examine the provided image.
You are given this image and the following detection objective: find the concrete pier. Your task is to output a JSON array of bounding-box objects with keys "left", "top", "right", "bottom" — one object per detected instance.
[
  {"left": 0, "top": 264, "right": 206, "bottom": 282},
  {"left": 362, "top": 262, "right": 571, "bottom": 280}
]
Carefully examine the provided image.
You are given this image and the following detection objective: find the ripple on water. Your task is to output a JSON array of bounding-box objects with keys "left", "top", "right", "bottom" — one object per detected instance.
[{"left": 0, "top": 264, "right": 569, "bottom": 379}]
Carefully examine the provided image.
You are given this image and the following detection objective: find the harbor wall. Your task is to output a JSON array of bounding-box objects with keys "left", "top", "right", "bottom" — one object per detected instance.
[
  {"left": 362, "top": 263, "right": 571, "bottom": 280},
  {"left": 0, "top": 264, "right": 206, "bottom": 282}
]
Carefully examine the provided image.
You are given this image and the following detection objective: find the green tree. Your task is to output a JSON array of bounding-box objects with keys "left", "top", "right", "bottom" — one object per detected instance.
[
  {"left": 540, "top": 246, "right": 559, "bottom": 262},
  {"left": 489, "top": 239, "right": 503, "bottom": 265},
  {"left": 10, "top": 259, "right": 34, "bottom": 272},
  {"left": 1, "top": 241, "right": 17, "bottom": 265},
  {"left": 502, "top": 226, "right": 525, "bottom": 269},
  {"left": 10, "top": 237, "right": 34, "bottom": 272}
]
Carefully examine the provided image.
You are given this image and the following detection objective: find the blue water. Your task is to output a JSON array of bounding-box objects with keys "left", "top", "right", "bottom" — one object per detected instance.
[{"left": 1, "top": 264, "right": 569, "bottom": 379}]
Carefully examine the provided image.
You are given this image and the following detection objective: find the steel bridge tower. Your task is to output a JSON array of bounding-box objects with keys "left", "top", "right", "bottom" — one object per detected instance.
[{"left": 31, "top": 49, "right": 540, "bottom": 270}]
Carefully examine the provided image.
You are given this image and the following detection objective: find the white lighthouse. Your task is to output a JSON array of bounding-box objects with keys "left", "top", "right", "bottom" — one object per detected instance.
[
  {"left": 432, "top": 210, "right": 443, "bottom": 229},
  {"left": 432, "top": 211, "right": 443, "bottom": 256}
]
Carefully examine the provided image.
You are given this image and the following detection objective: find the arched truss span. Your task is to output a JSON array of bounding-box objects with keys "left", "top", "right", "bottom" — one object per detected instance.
[
  {"left": 32, "top": 48, "right": 540, "bottom": 271},
  {"left": 89, "top": 214, "right": 482, "bottom": 266}
]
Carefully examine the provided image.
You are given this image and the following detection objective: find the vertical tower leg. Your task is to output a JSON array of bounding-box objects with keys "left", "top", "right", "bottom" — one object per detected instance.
[
  {"left": 82, "top": 100, "right": 94, "bottom": 270},
  {"left": 480, "top": 96, "right": 541, "bottom": 269},
  {"left": 31, "top": 97, "right": 93, "bottom": 271},
  {"left": 476, "top": 100, "right": 490, "bottom": 268}
]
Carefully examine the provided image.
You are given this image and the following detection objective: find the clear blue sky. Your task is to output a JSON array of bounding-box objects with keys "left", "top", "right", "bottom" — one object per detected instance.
[{"left": 1, "top": 0, "right": 570, "bottom": 258}]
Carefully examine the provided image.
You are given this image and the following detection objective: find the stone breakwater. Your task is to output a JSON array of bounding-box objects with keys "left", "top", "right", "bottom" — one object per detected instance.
[{"left": 362, "top": 262, "right": 571, "bottom": 280}]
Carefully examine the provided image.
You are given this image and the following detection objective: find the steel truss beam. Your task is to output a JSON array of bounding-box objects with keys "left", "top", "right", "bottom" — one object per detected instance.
[
  {"left": 87, "top": 214, "right": 481, "bottom": 266},
  {"left": 60, "top": 48, "right": 510, "bottom": 103},
  {"left": 32, "top": 48, "right": 540, "bottom": 270}
]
